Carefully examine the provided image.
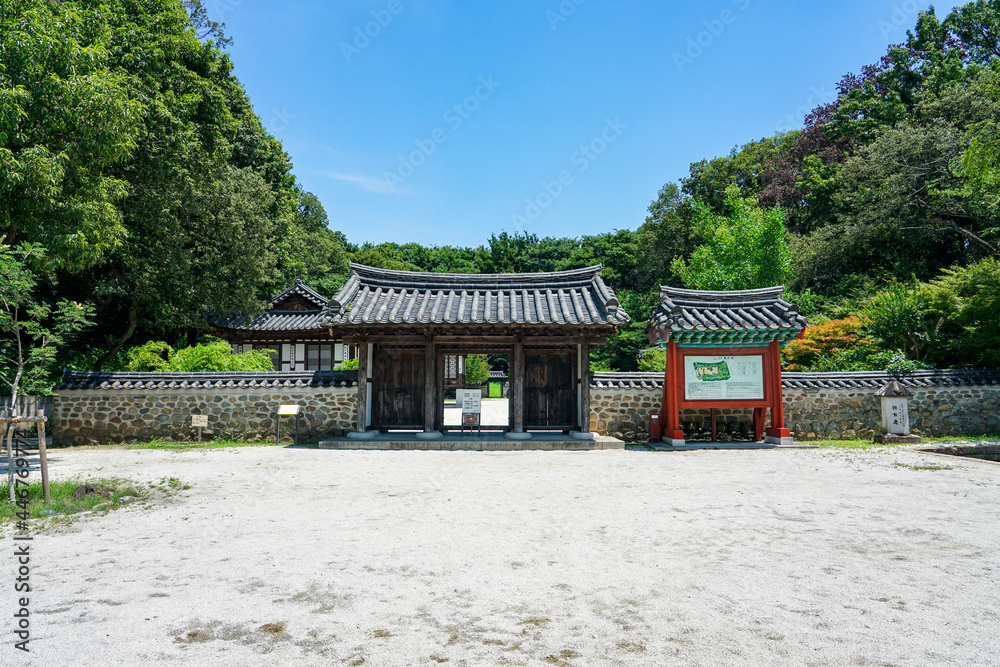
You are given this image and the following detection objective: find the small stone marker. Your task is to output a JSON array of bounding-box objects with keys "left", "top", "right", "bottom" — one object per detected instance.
[{"left": 876, "top": 379, "right": 921, "bottom": 444}]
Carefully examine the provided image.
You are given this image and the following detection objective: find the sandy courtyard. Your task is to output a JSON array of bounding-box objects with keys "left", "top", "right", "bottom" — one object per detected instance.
[{"left": 4, "top": 445, "right": 1000, "bottom": 666}]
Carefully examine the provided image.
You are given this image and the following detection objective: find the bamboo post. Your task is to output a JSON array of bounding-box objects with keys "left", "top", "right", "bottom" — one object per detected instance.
[{"left": 36, "top": 409, "right": 49, "bottom": 502}]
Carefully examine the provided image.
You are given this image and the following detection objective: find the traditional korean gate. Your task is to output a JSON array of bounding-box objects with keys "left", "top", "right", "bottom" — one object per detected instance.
[
  {"left": 371, "top": 345, "right": 425, "bottom": 430},
  {"left": 524, "top": 350, "right": 576, "bottom": 429}
]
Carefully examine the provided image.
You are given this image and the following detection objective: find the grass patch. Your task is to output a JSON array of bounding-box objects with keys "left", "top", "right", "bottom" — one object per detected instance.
[
  {"left": 893, "top": 461, "right": 954, "bottom": 471},
  {"left": 811, "top": 434, "right": 1000, "bottom": 450},
  {"left": 0, "top": 478, "right": 146, "bottom": 523}
]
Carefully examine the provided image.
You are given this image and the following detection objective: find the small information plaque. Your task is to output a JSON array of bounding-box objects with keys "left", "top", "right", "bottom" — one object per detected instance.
[
  {"left": 462, "top": 413, "right": 480, "bottom": 426},
  {"left": 458, "top": 389, "right": 481, "bottom": 415},
  {"left": 278, "top": 404, "right": 301, "bottom": 416},
  {"left": 191, "top": 415, "right": 209, "bottom": 428}
]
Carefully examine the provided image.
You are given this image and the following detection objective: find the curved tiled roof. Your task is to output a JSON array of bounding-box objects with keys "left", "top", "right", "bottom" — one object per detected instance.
[
  {"left": 590, "top": 370, "right": 1000, "bottom": 391},
  {"left": 211, "top": 310, "right": 325, "bottom": 332},
  {"left": 212, "top": 279, "right": 329, "bottom": 332},
  {"left": 321, "top": 263, "right": 630, "bottom": 328},
  {"left": 56, "top": 370, "right": 357, "bottom": 390},
  {"left": 269, "top": 278, "right": 328, "bottom": 309},
  {"left": 648, "top": 286, "right": 807, "bottom": 346}
]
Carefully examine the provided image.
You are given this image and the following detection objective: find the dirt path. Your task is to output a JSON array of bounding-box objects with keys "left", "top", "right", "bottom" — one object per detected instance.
[{"left": 4, "top": 446, "right": 999, "bottom": 665}]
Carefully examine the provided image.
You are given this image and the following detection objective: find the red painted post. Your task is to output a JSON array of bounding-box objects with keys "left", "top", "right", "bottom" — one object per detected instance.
[
  {"left": 765, "top": 339, "right": 791, "bottom": 442},
  {"left": 663, "top": 341, "right": 685, "bottom": 442}
]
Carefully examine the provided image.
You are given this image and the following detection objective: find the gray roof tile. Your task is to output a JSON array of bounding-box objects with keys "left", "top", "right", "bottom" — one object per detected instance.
[
  {"left": 57, "top": 370, "right": 357, "bottom": 391},
  {"left": 321, "top": 263, "right": 630, "bottom": 328},
  {"left": 589, "top": 370, "right": 1000, "bottom": 391},
  {"left": 649, "top": 285, "right": 808, "bottom": 343}
]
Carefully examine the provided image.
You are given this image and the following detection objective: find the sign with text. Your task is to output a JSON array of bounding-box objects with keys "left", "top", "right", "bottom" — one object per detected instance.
[
  {"left": 458, "top": 389, "right": 481, "bottom": 415},
  {"left": 191, "top": 415, "right": 209, "bottom": 428},
  {"left": 684, "top": 355, "right": 764, "bottom": 401},
  {"left": 278, "top": 404, "right": 301, "bottom": 415}
]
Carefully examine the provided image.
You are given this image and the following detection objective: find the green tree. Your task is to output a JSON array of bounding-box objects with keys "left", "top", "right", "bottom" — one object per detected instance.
[
  {"left": 671, "top": 186, "right": 792, "bottom": 290},
  {"left": 0, "top": 0, "right": 144, "bottom": 270},
  {"left": 924, "top": 257, "right": 1000, "bottom": 367},
  {"left": 463, "top": 354, "right": 490, "bottom": 386},
  {"left": 0, "top": 242, "right": 93, "bottom": 405}
]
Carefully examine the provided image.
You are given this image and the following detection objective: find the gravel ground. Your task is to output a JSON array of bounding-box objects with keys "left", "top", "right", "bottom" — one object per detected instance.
[{"left": 4, "top": 445, "right": 999, "bottom": 666}]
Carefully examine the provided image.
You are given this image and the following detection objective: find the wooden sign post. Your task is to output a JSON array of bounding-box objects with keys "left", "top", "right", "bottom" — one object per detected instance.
[{"left": 191, "top": 414, "right": 208, "bottom": 442}]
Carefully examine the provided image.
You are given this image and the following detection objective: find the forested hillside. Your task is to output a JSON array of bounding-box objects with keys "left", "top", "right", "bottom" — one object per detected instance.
[{"left": 2, "top": 0, "right": 998, "bottom": 385}]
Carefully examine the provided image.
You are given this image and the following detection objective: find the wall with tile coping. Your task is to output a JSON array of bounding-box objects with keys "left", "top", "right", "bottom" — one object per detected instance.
[
  {"left": 54, "top": 386, "right": 357, "bottom": 446},
  {"left": 53, "top": 370, "right": 1000, "bottom": 445},
  {"left": 590, "top": 373, "right": 1000, "bottom": 443}
]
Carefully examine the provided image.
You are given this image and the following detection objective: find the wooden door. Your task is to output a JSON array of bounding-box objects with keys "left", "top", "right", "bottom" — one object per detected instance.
[
  {"left": 524, "top": 351, "right": 576, "bottom": 429},
  {"left": 371, "top": 346, "right": 425, "bottom": 429}
]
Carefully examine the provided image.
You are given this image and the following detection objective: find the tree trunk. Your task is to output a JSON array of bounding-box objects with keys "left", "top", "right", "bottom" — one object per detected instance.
[{"left": 94, "top": 303, "right": 138, "bottom": 370}]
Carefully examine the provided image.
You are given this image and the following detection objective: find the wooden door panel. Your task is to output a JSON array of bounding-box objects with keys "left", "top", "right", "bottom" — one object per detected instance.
[
  {"left": 372, "top": 347, "right": 425, "bottom": 428},
  {"left": 524, "top": 351, "right": 576, "bottom": 428}
]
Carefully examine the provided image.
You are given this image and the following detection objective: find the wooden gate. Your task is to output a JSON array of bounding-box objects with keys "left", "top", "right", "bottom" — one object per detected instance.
[
  {"left": 524, "top": 350, "right": 576, "bottom": 429},
  {"left": 371, "top": 345, "right": 425, "bottom": 429}
]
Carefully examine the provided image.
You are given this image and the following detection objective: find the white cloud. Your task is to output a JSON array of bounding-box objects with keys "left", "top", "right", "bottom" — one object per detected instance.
[{"left": 322, "top": 171, "right": 401, "bottom": 195}]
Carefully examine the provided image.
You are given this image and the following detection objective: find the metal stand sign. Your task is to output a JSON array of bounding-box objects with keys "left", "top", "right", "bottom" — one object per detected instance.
[
  {"left": 458, "top": 389, "right": 482, "bottom": 436},
  {"left": 276, "top": 405, "right": 301, "bottom": 446}
]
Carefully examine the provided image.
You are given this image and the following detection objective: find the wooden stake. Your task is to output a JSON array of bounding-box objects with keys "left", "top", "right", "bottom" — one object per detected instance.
[{"left": 36, "top": 409, "right": 49, "bottom": 502}]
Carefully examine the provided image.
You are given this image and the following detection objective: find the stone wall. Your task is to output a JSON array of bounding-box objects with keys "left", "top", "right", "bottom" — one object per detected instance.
[
  {"left": 591, "top": 370, "right": 1000, "bottom": 443},
  {"left": 52, "top": 369, "right": 1000, "bottom": 446},
  {"left": 53, "top": 371, "right": 357, "bottom": 446}
]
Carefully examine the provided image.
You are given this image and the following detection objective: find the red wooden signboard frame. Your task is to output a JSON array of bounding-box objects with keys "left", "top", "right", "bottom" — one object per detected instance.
[{"left": 657, "top": 339, "right": 790, "bottom": 443}]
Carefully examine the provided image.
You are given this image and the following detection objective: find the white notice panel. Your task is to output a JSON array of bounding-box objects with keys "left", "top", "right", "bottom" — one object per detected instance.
[
  {"left": 684, "top": 355, "right": 765, "bottom": 401},
  {"left": 458, "top": 389, "right": 482, "bottom": 415}
]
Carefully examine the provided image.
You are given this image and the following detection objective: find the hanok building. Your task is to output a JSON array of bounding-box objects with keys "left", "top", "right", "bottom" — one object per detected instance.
[
  {"left": 647, "top": 286, "right": 807, "bottom": 446},
  {"left": 319, "top": 263, "right": 629, "bottom": 439},
  {"left": 212, "top": 278, "right": 360, "bottom": 371}
]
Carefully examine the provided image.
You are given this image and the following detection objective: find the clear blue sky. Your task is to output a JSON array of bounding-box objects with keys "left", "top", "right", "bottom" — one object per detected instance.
[{"left": 212, "top": 0, "right": 959, "bottom": 247}]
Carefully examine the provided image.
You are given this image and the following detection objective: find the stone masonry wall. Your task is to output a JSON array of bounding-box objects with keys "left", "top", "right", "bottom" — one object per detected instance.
[
  {"left": 591, "top": 383, "right": 1000, "bottom": 443},
  {"left": 53, "top": 387, "right": 357, "bottom": 446}
]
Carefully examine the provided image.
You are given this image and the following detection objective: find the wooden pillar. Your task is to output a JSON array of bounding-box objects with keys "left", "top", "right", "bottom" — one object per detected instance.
[
  {"left": 423, "top": 333, "right": 437, "bottom": 433},
  {"left": 356, "top": 337, "right": 369, "bottom": 432},
  {"left": 661, "top": 340, "right": 685, "bottom": 442},
  {"left": 511, "top": 336, "right": 525, "bottom": 433},
  {"left": 579, "top": 339, "right": 591, "bottom": 433},
  {"left": 765, "top": 339, "right": 791, "bottom": 442}
]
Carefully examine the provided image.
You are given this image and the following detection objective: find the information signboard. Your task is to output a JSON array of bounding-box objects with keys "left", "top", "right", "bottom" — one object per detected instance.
[
  {"left": 684, "top": 355, "right": 764, "bottom": 401},
  {"left": 191, "top": 415, "right": 209, "bottom": 428},
  {"left": 278, "top": 404, "right": 301, "bottom": 415},
  {"left": 458, "top": 389, "right": 482, "bottom": 415}
]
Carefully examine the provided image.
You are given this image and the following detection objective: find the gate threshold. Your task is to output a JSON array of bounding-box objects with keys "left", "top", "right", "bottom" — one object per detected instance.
[{"left": 319, "top": 431, "right": 624, "bottom": 451}]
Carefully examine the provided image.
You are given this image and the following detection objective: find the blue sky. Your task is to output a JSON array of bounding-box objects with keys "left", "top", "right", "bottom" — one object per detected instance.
[{"left": 211, "top": 0, "right": 960, "bottom": 247}]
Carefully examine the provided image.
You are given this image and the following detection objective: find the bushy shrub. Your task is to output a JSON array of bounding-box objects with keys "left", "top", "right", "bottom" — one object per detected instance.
[
  {"left": 637, "top": 347, "right": 666, "bottom": 372},
  {"left": 924, "top": 257, "right": 1000, "bottom": 368},
  {"left": 333, "top": 357, "right": 359, "bottom": 371},
  {"left": 782, "top": 317, "right": 868, "bottom": 371},
  {"left": 126, "top": 339, "right": 273, "bottom": 372}
]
